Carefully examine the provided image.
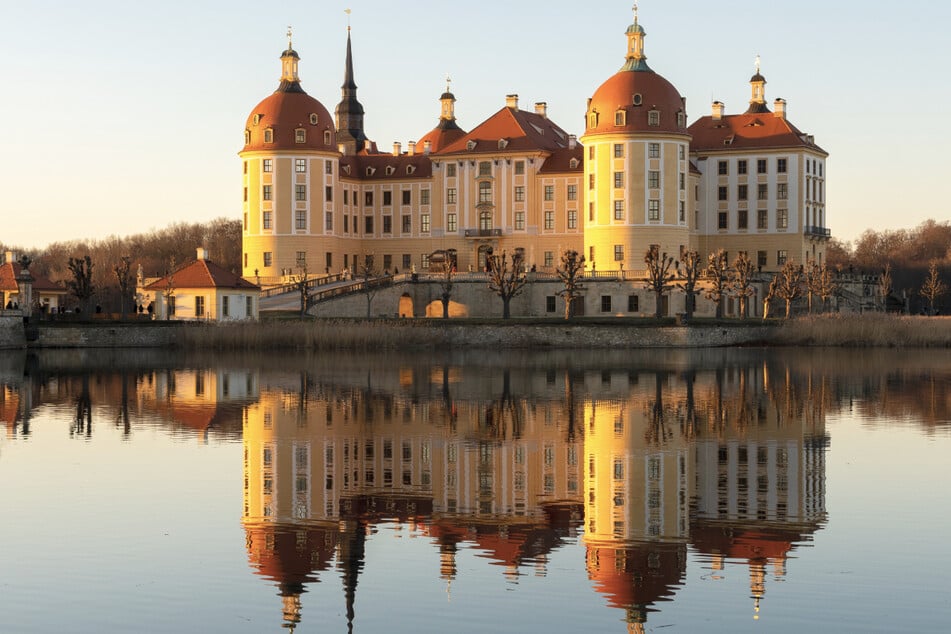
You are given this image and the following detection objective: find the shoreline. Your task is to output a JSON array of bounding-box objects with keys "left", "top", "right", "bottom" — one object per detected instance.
[{"left": 5, "top": 313, "right": 950, "bottom": 350}]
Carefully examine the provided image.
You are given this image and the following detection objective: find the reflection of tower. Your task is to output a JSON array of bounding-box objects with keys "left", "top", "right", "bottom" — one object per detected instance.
[
  {"left": 583, "top": 368, "right": 692, "bottom": 630},
  {"left": 692, "top": 362, "right": 828, "bottom": 619}
]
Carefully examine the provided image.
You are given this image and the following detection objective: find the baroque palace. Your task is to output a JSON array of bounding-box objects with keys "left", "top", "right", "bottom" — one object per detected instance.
[{"left": 240, "top": 9, "right": 829, "bottom": 285}]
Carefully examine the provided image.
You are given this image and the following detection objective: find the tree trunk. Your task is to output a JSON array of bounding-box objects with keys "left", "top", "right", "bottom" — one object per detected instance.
[
  {"left": 655, "top": 294, "right": 663, "bottom": 319},
  {"left": 441, "top": 297, "right": 450, "bottom": 319},
  {"left": 785, "top": 298, "right": 792, "bottom": 319},
  {"left": 564, "top": 297, "right": 572, "bottom": 320},
  {"left": 502, "top": 297, "right": 511, "bottom": 319},
  {"left": 739, "top": 296, "right": 747, "bottom": 320}
]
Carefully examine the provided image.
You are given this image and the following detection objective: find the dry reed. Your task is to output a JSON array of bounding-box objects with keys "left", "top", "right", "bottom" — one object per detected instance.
[{"left": 773, "top": 314, "right": 951, "bottom": 347}]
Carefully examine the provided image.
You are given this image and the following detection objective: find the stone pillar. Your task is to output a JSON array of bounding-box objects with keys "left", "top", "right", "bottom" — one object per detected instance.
[{"left": 15, "top": 261, "right": 33, "bottom": 318}]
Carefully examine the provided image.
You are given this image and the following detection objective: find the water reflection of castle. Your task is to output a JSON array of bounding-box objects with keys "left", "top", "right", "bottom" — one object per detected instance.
[{"left": 241, "top": 360, "right": 829, "bottom": 631}]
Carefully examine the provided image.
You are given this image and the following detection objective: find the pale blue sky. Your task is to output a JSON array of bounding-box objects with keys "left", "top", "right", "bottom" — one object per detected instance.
[{"left": 2, "top": 0, "right": 948, "bottom": 249}]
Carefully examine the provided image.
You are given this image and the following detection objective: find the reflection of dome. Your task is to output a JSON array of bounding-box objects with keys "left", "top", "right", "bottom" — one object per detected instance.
[
  {"left": 586, "top": 540, "right": 687, "bottom": 617},
  {"left": 243, "top": 46, "right": 336, "bottom": 152}
]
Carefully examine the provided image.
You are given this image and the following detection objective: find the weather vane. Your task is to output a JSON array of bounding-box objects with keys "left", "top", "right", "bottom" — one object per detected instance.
[
  {"left": 446, "top": 74, "right": 452, "bottom": 92},
  {"left": 286, "top": 25, "right": 293, "bottom": 49},
  {"left": 755, "top": 53, "right": 761, "bottom": 74},
  {"left": 345, "top": 8, "right": 351, "bottom": 31},
  {"left": 633, "top": 2, "right": 639, "bottom": 21}
]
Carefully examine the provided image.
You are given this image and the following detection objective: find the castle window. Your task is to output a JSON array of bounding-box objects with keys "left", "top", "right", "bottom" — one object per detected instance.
[
  {"left": 402, "top": 190, "right": 411, "bottom": 205},
  {"left": 614, "top": 143, "right": 624, "bottom": 158},
  {"left": 567, "top": 210, "right": 577, "bottom": 229},
  {"left": 295, "top": 159, "right": 306, "bottom": 173},
  {"left": 382, "top": 216, "right": 392, "bottom": 233},
  {"left": 262, "top": 211, "right": 272, "bottom": 229},
  {"left": 589, "top": 111, "right": 599, "bottom": 127},
  {"left": 757, "top": 159, "right": 768, "bottom": 174},
  {"left": 447, "top": 213, "right": 457, "bottom": 232},
  {"left": 614, "top": 200, "right": 624, "bottom": 220},
  {"left": 264, "top": 129, "right": 273, "bottom": 143},
  {"left": 296, "top": 210, "right": 307, "bottom": 230},
  {"left": 777, "top": 250, "right": 788, "bottom": 265},
  {"left": 545, "top": 185, "right": 554, "bottom": 201},
  {"left": 244, "top": 130, "right": 250, "bottom": 144},
  {"left": 648, "top": 171, "right": 660, "bottom": 189},
  {"left": 309, "top": 113, "right": 319, "bottom": 125},
  {"left": 648, "top": 143, "right": 660, "bottom": 158},
  {"left": 383, "top": 191, "right": 392, "bottom": 206},
  {"left": 718, "top": 160, "right": 728, "bottom": 175},
  {"left": 777, "top": 157, "right": 788, "bottom": 173},
  {"left": 326, "top": 161, "right": 333, "bottom": 175},
  {"left": 478, "top": 181, "right": 492, "bottom": 203},
  {"left": 263, "top": 159, "right": 272, "bottom": 173},
  {"left": 253, "top": 114, "right": 262, "bottom": 125},
  {"left": 515, "top": 186, "right": 525, "bottom": 202},
  {"left": 614, "top": 172, "right": 624, "bottom": 188},
  {"left": 324, "top": 130, "right": 332, "bottom": 145},
  {"left": 514, "top": 161, "right": 525, "bottom": 175},
  {"left": 385, "top": 166, "right": 395, "bottom": 176},
  {"left": 569, "top": 158, "right": 579, "bottom": 169},
  {"left": 567, "top": 184, "right": 577, "bottom": 200},
  {"left": 447, "top": 188, "right": 457, "bottom": 204},
  {"left": 648, "top": 110, "right": 660, "bottom": 126},
  {"left": 545, "top": 210, "right": 554, "bottom": 230},
  {"left": 263, "top": 252, "right": 272, "bottom": 267},
  {"left": 777, "top": 209, "right": 788, "bottom": 229},
  {"left": 421, "top": 214, "right": 430, "bottom": 233},
  {"left": 677, "top": 111, "right": 686, "bottom": 128},
  {"left": 295, "top": 129, "right": 306, "bottom": 143},
  {"left": 467, "top": 140, "right": 477, "bottom": 151},
  {"left": 615, "top": 109, "right": 626, "bottom": 126},
  {"left": 738, "top": 160, "right": 748, "bottom": 174},
  {"left": 648, "top": 200, "right": 660, "bottom": 221},
  {"left": 296, "top": 184, "right": 306, "bottom": 201},
  {"left": 614, "top": 245, "right": 624, "bottom": 261},
  {"left": 478, "top": 161, "right": 492, "bottom": 177},
  {"left": 262, "top": 185, "right": 272, "bottom": 201}
]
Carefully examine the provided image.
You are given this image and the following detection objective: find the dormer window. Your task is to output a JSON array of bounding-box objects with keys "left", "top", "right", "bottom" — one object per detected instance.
[
  {"left": 569, "top": 158, "right": 580, "bottom": 169},
  {"left": 589, "top": 111, "right": 599, "bottom": 127},
  {"left": 244, "top": 130, "right": 251, "bottom": 144},
  {"left": 498, "top": 138, "right": 508, "bottom": 150},
  {"left": 309, "top": 113, "right": 319, "bottom": 125},
  {"left": 648, "top": 110, "right": 660, "bottom": 127},
  {"left": 677, "top": 110, "right": 686, "bottom": 128},
  {"left": 632, "top": 94, "right": 643, "bottom": 106},
  {"left": 264, "top": 128, "right": 274, "bottom": 143},
  {"left": 407, "top": 165, "right": 416, "bottom": 175},
  {"left": 466, "top": 140, "right": 477, "bottom": 151},
  {"left": 295, "top": 128, "right": 306, "bottom": 143},
  {"left": 615, "top": 109, "right": 626, "bottom": 126},
  {"left": 385, "top": 166, "right": 395, "bottom": 176},
  {"left": 253, "top": 114, "right": 262, "bottom": 126},
  {"left": 366, "top": 167, "right": 376, "bottom": 176},
  {"left": 324, "top": 130, "right": 332, "bottom": 145}
]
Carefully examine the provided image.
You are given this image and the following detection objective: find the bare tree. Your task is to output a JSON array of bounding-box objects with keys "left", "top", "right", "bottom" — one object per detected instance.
[
  {"left": 774, "top": 261, "right": 804, "bottom": 319},
  {"left": 66, "top": 255, "right": 95, "bottom": 316},
  {"left": 113, "top": 256, "right": 135, "bottom": 320},
  {"left": 729, "top": 252, "right": 756, "bottom": 319},
  {"left": 162, "top": 257, "right": 177, "bottom": 320},
  {"left": 818, "top": 262, "right": 838, "bottom": 313},
  {"left": 675, "top": 249, "right": 702, "bottom": 319},
  {"left": 438, "top": 263, "right": 455, "bottom": 319},
  {"left": 487, "top": 250, "right": 528, "bottom": 319},
  {"left": 763, "top": 275, "right": 779, "bottom": 320},
  {"left": 878, "top": 263, "right": 893, "bottom": 312},
  {"left": 920, "top": 259, "right": 947, "bottom": 315},
  {"left": 644, "top": 245, "right": 677, "bottom": 319},
  {"left": 704, "top": 249, "right": 729, "bottom": 319},
  {"left": 555, "top": 249, "right": 586, "bottom": 320},
  {"left": 358, "top": 255, "right": 382, "bottom": 319}
]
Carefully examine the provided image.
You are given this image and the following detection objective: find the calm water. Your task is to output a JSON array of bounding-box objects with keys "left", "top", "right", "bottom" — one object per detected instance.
[{"left": 1, "top": 348, "right": 950, "bottom": 634}]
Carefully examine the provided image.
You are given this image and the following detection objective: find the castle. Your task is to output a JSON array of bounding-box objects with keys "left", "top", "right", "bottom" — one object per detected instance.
[{"left": 240, "top": 9, "right": 829, "bottom": 286}]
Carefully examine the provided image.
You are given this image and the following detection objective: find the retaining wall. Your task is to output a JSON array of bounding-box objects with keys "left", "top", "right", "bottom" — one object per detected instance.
[
  {"left": 0, "top": 314, "right": 25, "bottom": 349},
  {"left": 31, "top": 323, "right": 183, "bottom": 348}
]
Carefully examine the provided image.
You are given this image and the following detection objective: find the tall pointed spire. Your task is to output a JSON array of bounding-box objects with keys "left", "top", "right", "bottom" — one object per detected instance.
[
  {"left": 335, "top": 11, "right": 368, "bottom": 154},
  {"left": 621, "top": 2, "right": 652, "bottom": 72}
]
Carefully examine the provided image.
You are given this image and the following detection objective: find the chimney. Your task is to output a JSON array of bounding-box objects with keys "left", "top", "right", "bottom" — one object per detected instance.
[
  {"left": 774, "top": 98, "right": 787, "bottom": 120},
  {"left": 408, "top": 141, "right": 417, "bottom": 156},
  {"left": 534, "top": 102, "right": 548, "bottom": 118},
  {"left": 196, "top": 247, "right": 208, "bottom": 261},
  {"left": 423, "top": 140, "right": 432, "bottom": 155},
  {"left": 393, "top": 142, "right": 402, "bottom": 156},
  {"left": 506, "top": 94, "right": 519, "bottom": 110},
  {"left": 712, "top": 101, "right": 725, "bottom": 120},
  {"left": 5, "top": 251, "right": 13, "bottom": 265},
  {"left": 568, "top": 135, "right": 577, "bottom": 150}
]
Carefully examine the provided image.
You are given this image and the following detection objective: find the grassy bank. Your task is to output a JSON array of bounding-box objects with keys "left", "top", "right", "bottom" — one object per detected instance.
[{"left": 772, "top": 314, "right": 951, "bottom": 347}]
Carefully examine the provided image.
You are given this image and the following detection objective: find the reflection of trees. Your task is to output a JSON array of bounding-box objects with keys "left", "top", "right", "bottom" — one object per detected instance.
[{"left": 71, "top": 375, "right": 92, "bottom": 438}]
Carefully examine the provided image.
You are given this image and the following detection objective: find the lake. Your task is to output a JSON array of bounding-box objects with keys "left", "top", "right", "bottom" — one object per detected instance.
[{"left": 1, "top": 348, "right": 949, "bottom": 633}]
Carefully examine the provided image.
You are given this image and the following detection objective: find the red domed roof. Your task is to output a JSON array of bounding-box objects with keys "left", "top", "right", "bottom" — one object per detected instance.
[
  {"left": 243, "top": 89, "right": 336, "bottom": 153},
  {"left": 586, "top": 69, "right": 687, "bottom": 137}
]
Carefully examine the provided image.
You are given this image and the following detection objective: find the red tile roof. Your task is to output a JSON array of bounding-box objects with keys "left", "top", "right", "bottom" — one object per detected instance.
[
  {"left": 0, "top": 262, "right": 66, "bottom": 293},
  {"left": 437, "top": 106, "right": 573, "bottom": 155},
  {"left": 688, "top": 112, "right": 827, "bottom": 155},
  {"left": 339, "top": 153, "right": 434, "bottom": 181},
  {"left": 417, "top": 123, "right": 467, "bottom": 154},
  {"left": 243, "top": 90, "right": 336, "bottom": 153},
  {"left": 144, "top": 259, "right": 259, "bottom": 291},
  {"left": 586, "top": 69, "right": 688, "bottom": 137},
  {"left": 537, "top": 146, "right": 584, "bottom": 174}
]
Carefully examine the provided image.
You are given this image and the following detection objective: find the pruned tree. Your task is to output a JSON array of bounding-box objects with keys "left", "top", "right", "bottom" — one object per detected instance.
[
  {"left": 729, "top": 251, "right": 756, "bottom": 319},
  {"left": 763, "top": 275, "right": 780, "bottom": 320},
  {"left": 675, "top": 249, "right": 702, "bottom": 319},
  {"left": 438, "top": 263, "right": 455, "bottom": 319},
  {"left": 66, "top": 255, "right": 95, "bottom": 316},
  {"left": 878, "top": 262, "right": 893, "bottom": 312},
  {"left": 555, "top": 249, "right": 586, "bottom": 320},
  {"left": 163, "top": 257, "right": 177, "bottom": 320},
  {"left": 644, "top": 245, "right": 677, "bottom": 319},
  {"left": 113, "top": 255, "right": 135, "bottom": 320},
  {"left": 704, "top": 249, "right": 729, "bottom": 319},
  {"left": 774, "top": 261, "right": 804, "bottom": 319},
  {"left": 920, "top": 259, "right": 947, "bottom": 315},
  {"left": 291, "top": 259, "right": 312, "bottom": 319},
  {"left": 818, "top": 262, "right": 838, "bottom": 313},
  {"left": 487, "top": 250, "right": 528, "bottom": 319},
  {"left": 358, "top": 254, "right": 382, "bottom": 319}
]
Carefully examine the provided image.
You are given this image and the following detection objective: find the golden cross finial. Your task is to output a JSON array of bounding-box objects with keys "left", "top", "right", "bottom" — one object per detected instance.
[
  {"left": 286, "top": 25, "right": 293, "bottom": 49},
  {"left": 755, "top": 53, "right": 761, "bottom": 74},
  {"left": 446, "top": 74, "right": 452, "bottom": 92},
  {"left": 633, "top": 2, "right": 639, "bottom": 22}
]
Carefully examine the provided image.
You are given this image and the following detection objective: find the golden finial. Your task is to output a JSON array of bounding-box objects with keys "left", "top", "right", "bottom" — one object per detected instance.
[
  {"left": 633, "top": 2, "right": 639, "bottom": 24},
  {"left": 446, "top": 74, "right": 452, "bottom": 92},
  {"left": 755, "top": 54, "right": 761, "bottom": 74},
  {"left": 345, "top": 8, "right": 352, "bottom": 31},
  {"left": 286, "top": 25, "right": 293, "bottom": 49}
]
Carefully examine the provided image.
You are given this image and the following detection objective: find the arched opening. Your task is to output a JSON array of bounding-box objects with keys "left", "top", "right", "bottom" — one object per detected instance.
[
  {"left": 477, "top": 245, "right": 494, "bottom": 272},
  {"left": 398, "top": 293, "right": 414, "bottom": 318},
  {"left": 425, "top": 300, "right": 469, "bottom": 318}
]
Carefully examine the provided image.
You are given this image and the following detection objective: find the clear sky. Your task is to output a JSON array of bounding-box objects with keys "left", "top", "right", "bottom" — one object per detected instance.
[{"left": 2, "top": 0, "right": 949, "bottom": 250}]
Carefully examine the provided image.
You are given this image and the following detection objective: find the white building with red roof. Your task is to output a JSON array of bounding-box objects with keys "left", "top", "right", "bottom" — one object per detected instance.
[
  {"left": 139, "top": 248, "right": 260, "bottom": 321},
  {"left": 0, "top": 251, "right": 68, "bottom": 313}
]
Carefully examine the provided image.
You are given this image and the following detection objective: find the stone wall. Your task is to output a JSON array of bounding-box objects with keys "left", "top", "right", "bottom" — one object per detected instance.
[
  {"left": 0, "top": 313, "right": 25, "bottom": 349},
  {"left": 32, "top": 323, "right": 183, "bottom": 348}
]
